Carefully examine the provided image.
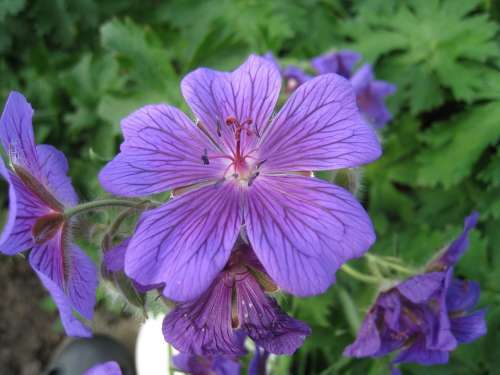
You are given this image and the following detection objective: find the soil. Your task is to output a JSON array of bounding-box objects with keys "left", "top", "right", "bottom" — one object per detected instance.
[{"left": 0, "top": 256, "right": 64, "bottom": 375}]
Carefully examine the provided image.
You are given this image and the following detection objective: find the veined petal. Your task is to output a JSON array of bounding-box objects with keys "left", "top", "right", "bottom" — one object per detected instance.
[
  {"left": 125, "top": 183, "right": 241, "bottom": 302},
  {"left": 30, "top": 235, "right": 97, "bottom": 321},
  {"left": 235, "top": 271, "right": 310, "bottom": 355},
  {"left": 0, "top": 164, "right": 49, "bottom": 255},
  {"left": 446, "top": 279, "right": 480, "bottom": 313},
  {"left": 181, "top": 55, "right": 281, "bottom": 154},
  {"left": 393, "top": 337, "right": 449, "bottom": 365},
  {"left": 37, "top": 145, "right": 78, "bottom": 206},
  {"left": 0, "top": 91, "right": 39, "bottom": 175},
  {"left": 99, "top": 104, "right": 226, "bottom": 196},
  {"left": 258, "top": 74, "right": 381, "bottom": 173},
  {"left": 162, "top": 273, "right": 245, "bottom": 356},
  {"left": 450, "top": 310, "right": 486, "bottom": 344},
  {"left": 343, "top": 309, "right": 381, "bottom": 357},
  {"left": 244, "top": 174, "right": 375, "bottom": 296},
  {"left": 396, "top": 272, "right": 445, "bottom": 304}
]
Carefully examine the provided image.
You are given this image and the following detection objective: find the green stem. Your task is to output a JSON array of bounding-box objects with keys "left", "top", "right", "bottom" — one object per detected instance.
[
  {"left": 64, "top": 199, "right": 146, "bottom": 218},
  {"left": 340, "top": 264, "right": 381, "bottom": 284},
  {"left": 366, "top": 254, "right": 415, "bottom": 275}
]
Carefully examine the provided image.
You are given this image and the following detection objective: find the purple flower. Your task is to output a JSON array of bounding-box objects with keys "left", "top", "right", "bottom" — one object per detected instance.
[
  {"left": 173, "top": 353, "right": 240, "bottom": 375},
  {"left": 311, "top": 50, "right": 362, "bottom": 78},
  {"left": 282, "top": 65, "right": 313, "bottom": 93},
  {"left": 0, "top": 92, "right": 97, "bottom": 337},
  {"left": 162, "top": 242, "right": 311, "bottom": 356},
  {"left": 99, "top": 55, "right": 381, "bottom": 302},
  {"left": 249, "top": 346, "right": 270, "bottom": 375},
  {"left": 350, "top": 64, "right": 396, "bottom": 128},
  {"left": 344, "top": 213, "right": 486, "bottom": 366},
  {"left": 83, "top": 361, "right": 122, "bottom": 375}
]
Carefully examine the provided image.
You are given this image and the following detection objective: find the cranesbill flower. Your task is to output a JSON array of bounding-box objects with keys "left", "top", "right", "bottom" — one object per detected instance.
[
  {"left": 162, "top": 242, "right": 311, "bottom": 356},
  {"left": 83, "top": 361, "right": 122, "bottom": 375},
  {"left": 311, "top": 50, "right": 361, "bottom": 78},
  {"left": 99, "top": 55, "right": 381, "bottom": 302},
  {"left": 173, "top": 353, "right": 240, "bottom": 375},
  {"left": 343, "top": 212, "right": 486, "bottom": 366},
  {"left": 350, "top": 64, "right": 396, "bottom": 128},
  {"left": 0, "top": 92, "right": 97, "bottom": 337}
]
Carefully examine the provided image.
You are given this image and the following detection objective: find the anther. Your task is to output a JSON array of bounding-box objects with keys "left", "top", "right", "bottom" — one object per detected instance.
[
  {"left": 248, "top": 171, "right": 260, "bottom": 187},
  {"left": 216, "top": 120, "right": 222, "bottom": 137},
  {"left": 226, "top": 116, "right": 237, "bottom": 126},
  {"left": 201, "top": 149, "right": 209, "bottom": 165},
  {"left": 256, "top": 159, "right": 267, "bottom": 169}
]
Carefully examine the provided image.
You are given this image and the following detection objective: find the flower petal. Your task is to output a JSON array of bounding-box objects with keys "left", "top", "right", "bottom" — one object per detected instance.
[
  {"left": 36, "top": 145, "right": 78, "bottom": 206},
  {"left": 162, "top": 273, "right": 245, "bottom": 356},
  {"left": 236, "top": 271, "right": 310, "bottom": 355},
  {"left": 104, "top": 238, "right": 130, "bottom": 273},
  {"left": 446, "top": 279, "right": 481, "bottom": 313},
  {"left": 99, "top": 104, "right": 226, "bottom": 196},
  {"left": 258, "top": 74, "right": 381, "bottom": 173},
  {"left": 0, "top": 91, "right": 39, "bottom": 174},
  {"left": 181, "top": 55, "right": 281, "bottom": 154},
  {"left": 84, "top": 361, "right": 122, "bottom": 375},
  {"left": 343, "top": 309, "right": 381, "bottom": 357},
  {"left": 0, "top": 165, "right": 49, "bottom": 255},
  {"left": 311, "top": 50, "right": 361, "bottom": 78},
  {"left": 396, "top": 272, "right": 445, "bottom": 304},
  {"left": 244, "top": 174, "right": 375, "bottom": 296},
  {"left": 393, "top": 337, "right": 449, "bottom": 365},
  {"left": 125, "top": 182, "right": 241, "bottom": 302},
  {"left": 450, "top": 309, "right": 486, "bottom": 344},
  {"left": 30, "top": 236, "right": 97, "bottom": 322}
]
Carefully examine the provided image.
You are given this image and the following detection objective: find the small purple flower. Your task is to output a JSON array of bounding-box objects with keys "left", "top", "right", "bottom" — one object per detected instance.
[
  {"left": 350, "top": 64, "right": 396, "bottom": 128},
  {"left": 249, "top": 346, "right": 270, "bottom": 375},
  {"left": 162, "top": 242, "right": 311, "bottom": 356},
  {"left": 344, "top": 213, "right": 486, "bottom": 366},
  {"left": 0, "top": 92, "right": 97, "bottom": 337},
  {"left": 311, "top": 50, "right": 361, "bottom": 78},
  {"left": 282, "top": 65, "right": 313, "bottom": 93},
  {"left": 99, "top": 54, "right": 380, "bottom": 302},
  {"left": 173, "top": 353, "right": 240, "bottom": 375},
  {"left": 83, "top": 361, "right": 122, "bottom": 375}
]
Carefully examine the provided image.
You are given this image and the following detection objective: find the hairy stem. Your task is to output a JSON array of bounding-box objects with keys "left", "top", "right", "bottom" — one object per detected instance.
[
  {"left": 64, "top": 199, "right": 148, "bottom": 219},
  {"left": 340, "top": 264, "right": 381, "bottom": 284}
]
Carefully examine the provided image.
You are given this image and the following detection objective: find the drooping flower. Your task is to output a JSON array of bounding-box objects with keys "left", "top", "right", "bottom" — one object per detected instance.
[
  {"left": 173, "top": 353, "right": 240, "bottom": 375},
  {"left": 350, "top": 64, "right": 397, "bottom": 128},
  {"left": 99, "top": 54, "right": 381, "bottom": 303},
  {"left": 83, "top": 361, "right": 122, "bottom": 375},
  {"left": 311, "top": 50, "right": 361, "bottom": 78},
  {"left": 0, "top": 92, "right": 97, "bottom": 337},
  {"left": 162, "top": 241, "right": 311, "bottom": 356},
  {"left": 344, "top": 212, "right": 486, "bottom": 366}
]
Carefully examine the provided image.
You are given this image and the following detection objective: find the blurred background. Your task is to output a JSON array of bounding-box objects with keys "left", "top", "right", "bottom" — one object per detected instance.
[{"left": 1, "top": 0, "right": 499, "bottom": 374}]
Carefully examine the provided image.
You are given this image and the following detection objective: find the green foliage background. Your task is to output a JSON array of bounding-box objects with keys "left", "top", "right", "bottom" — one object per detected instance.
[{"left": 1, "top": 0, "right": 499, "bottom": 374}]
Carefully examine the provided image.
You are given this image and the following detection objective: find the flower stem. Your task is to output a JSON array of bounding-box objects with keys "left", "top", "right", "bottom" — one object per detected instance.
[
  {"left": 340, "top": 264, "right": 381, "bottom": 284},
  {"left": 64, "top": 199, "right": 147, "bottom": 219},
  {"left": 365, "top": 254, "right": 415, "bottom": 275}
]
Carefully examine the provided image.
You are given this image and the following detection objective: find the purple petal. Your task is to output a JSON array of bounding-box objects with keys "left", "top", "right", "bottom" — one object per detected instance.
[
  {"left": 99, "top": 104, "right": 227, "bottom": 196},
  {"left": 83, "top": 361, "right": 122, "bottom": 375},
  {"left": 437, "top": 212, "right": 479, "bottom": 268},
  {"left": 125, "top": 182, "right": 241, "bottom": 302},
  {"left": 396, "top": 272, "right": 445, "bottom": 304},
  {"left": 446, "top": 279, "right": 480, "bottom": 313},
  {"left": 30, "top": 238, "right": 97, "bottom": 321},
  {"left": 450, "top": 309, "right": 486, "bottom": 344},
  {"left": 173, "top": 353, "right": 240, "bottom": 375},
  {"left": 162, "top": 273, "right": 245, "bottom": 356},
  {"left": 104, "top": 238, "right": 130, "bottom": 272},
  {"left": 0, "top": 91, "right": 39, "bottom": 175},
  {"left": 235, "top": 271, "right": 310, "bottom": 355},
  {"left": 282, "top": 65, "right": 312, "bottom": 85},
  {"left": 343, "top": 308, "right": 381, "bottom": 357},
  {"left": 311, "top": 50, "right": 362, "bottom": 78},
  {"left": 350, "top": 64, "right": 396, "bottom": 129},
  {"left": 0, "top": 166, "right": 49, "bottom": 255},
  {"left": 258, "top": 74, "right": 381, "bottom": 173},
  {"left": 263, "top": 52, "right": 281, "bottom": 72},
  {"left": 393, "top": 337, "right": 449, "bottom": 365},
  {"left": 36, "top": 145, "right": 78, "bottom": 206},
  {"left": 181, "top": 54, "right": 281, "bottom": 154},
  {"left": 249, "top": 347, "right": 269, "bottom": 375},
  {"left": 244, "top": 174, "right": 375, "bottom": 296},
  {"left": 211, "top": 355, "right": 241, "bottom": 375}
]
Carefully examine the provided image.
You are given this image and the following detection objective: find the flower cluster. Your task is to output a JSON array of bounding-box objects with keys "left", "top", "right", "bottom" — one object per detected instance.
[{"left": 0, "top": 52, "right": 486, "bottom": 374}]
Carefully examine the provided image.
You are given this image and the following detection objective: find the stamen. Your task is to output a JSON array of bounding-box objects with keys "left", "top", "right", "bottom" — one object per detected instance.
[
  {"left": 248, "top": 172, "right": 259, "bottom": 187},
  {"left": 201, "top": 149, "right": 209, "bottom": 165}
]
